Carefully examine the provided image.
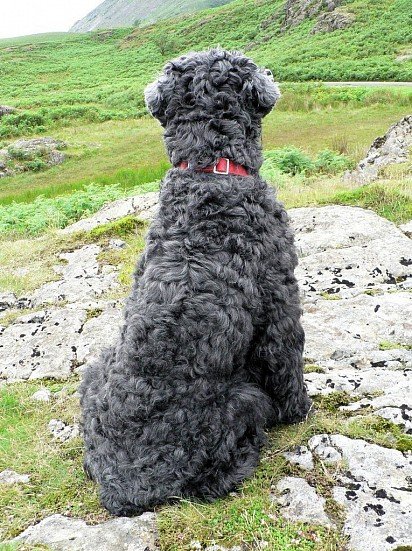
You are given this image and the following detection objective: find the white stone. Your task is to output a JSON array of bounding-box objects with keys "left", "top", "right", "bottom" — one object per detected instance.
[
  {"left": 283, "top": 446, "right": 314, "bottom": 470},
  {"left": 31, "top": 388, "right": 52, "bottom": 402},
  {"left": 0, "top": 307, "right": 87, "bottom": 381},
  {"left": 0, "top": 469, "right": 30, "bottom": 484},
  {"left": 11, "top": 512, "right": 158, "bottom": 550},
  {"left": 272, "top": 476, "right": 333, "bottom": 527},
  {"left": 31, "top": 245, "right": 119, "bottom": 307},
  {"left": 48, "top": 419, "right": 80, "bottom": 442}
]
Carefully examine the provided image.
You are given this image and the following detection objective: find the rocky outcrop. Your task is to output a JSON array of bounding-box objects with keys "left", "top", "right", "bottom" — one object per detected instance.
[
  {"left": 282, "top": 0, "right": 342, "bottom": 30},
  {"left": 11, "top": 512, "right": 158, "bottom": 551},
  {"left": 311, "top": 8, "right": 354, "bottom": 33},
  {"left": 61, "top": 192, "right": 159, "bottom": 234},
  {"left": 289, "top": 206, "right": 412, "bottom": 434},
  {"left": 344, "top": 116, "right": 412, "bottom": 183},
  {"left": 0, "top": 137, "right": 67, "bottom": 178},
  {"left": 278, "top": 435, "right": 412, "bottom": 551},
  {"left": 30, "top": 245, "right": 119, "bottom": 307},
  {"left": 0, "top": 105, "right": 15, "bottom": 117}
]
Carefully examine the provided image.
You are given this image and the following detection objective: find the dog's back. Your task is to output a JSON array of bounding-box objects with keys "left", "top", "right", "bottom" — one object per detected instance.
[{"left": 80, "top": 50, "right": 310, "bottom": 516}]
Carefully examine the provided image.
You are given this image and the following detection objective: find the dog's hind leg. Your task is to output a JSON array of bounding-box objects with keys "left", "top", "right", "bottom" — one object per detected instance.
[{"left": 248, "top": 298, "right": 312, "bottom": 427}]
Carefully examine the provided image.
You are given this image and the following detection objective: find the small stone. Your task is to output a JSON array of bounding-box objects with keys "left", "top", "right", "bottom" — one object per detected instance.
[
  {"left": 109, "top": 238, "right": 126, "bottom": 249},
  {"left": 0, "top": 292, "right": 17, "bottom": 312},
  {"left": 283, "top": 445, "right": 314, "bottom": 470},
  {"left": 0, "top": 469, "right": 30, "bottom": 484},
  {"left": 272, "top": 476, "right": 333, "bottom": 527},
  {"left": 48, "top": 419, "right": 80, "bottom": 442},
  {"left": 31, "top": 389, "right": 52, "bottom": 402},
  {"left": 308, "top": 435, "right": 342, "bottom": 464}
]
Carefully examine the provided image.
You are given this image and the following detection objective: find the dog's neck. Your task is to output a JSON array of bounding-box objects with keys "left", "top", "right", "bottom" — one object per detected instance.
[{"left": 163, "top": 116, "right": 264, "bottom": 172}]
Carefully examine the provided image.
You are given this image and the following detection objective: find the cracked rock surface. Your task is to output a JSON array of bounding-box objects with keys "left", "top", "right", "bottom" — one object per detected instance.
[
  {"left": 272, "top": 476, "right": 333, "bottom": 527},
  {"left": 11, "top": 512, "right": 158, "bottom": 551},
  {"left": 279, "top": 434, "right": 412, "bottom": 550},
  {"left": 30, "top": 245, "right": 119, "bottom": 307},
  {"left": 1, "top": 196, "right": 411, "bottom": 550},
  {"left": 289, "top": 206, "right": 412, "bottom": 433}
]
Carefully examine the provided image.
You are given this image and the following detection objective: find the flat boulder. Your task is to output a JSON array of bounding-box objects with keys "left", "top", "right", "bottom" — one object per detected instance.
[{"left": 11, "top": 512, "right": 158, "bottom": 551}]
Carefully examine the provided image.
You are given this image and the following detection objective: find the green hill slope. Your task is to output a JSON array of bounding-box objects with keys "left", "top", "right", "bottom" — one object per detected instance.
[
  {"left": 0, "top": 0, "right": 411, "bottom": 140},
  {"left": 70, "top": 0, "right": 232, "bottom": 32}
]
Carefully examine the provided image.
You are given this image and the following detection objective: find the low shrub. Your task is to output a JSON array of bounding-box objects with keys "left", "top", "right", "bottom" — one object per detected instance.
[
  {"left": 0, "top": 181, "right": 159, "bottom": 237},
  {"left": 262, "top": 146, "right": 353, "bottom": 178}
]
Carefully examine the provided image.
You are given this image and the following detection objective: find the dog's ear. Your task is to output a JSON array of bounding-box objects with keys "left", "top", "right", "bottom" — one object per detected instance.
[
  {"left": 242, "top": 69, "right": 280, "bottom": 118},
  {"left": 144, "top": 64, "right": 176, "bottom": 125}
]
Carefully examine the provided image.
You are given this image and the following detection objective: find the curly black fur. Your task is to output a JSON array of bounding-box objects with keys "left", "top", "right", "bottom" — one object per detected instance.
[{"left": 80, "top": 49, "right": 311, "bottom": 516}]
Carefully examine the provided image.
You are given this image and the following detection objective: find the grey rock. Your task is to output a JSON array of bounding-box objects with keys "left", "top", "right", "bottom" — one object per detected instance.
[
  {"left": 321, "top": 435, "right": 412, "bottom": 551},
  {"left": 290, "top": 205, "right": 405, "bottom": 256},
  {"left": 303, "top": 292, "right": 412, "bottom": 370},
  {"left": 296, "top": 233, "right": 411, "bottom": 299},
  {"left": 76, "top": 303, "right": 123, "bottom": 370},
  {"left": 31, "top": 245, "right": 119, "bottom": 306},
  {"left": 282, "top": 0, "right": 342, "bottom": 30},
  {"left": 31, "top": 388, "right": 52, "bottom": 402},
  {"left": 48, "top": 419, "right": 80, "bottom": 441},
  {"left": 109, "top": 238, "right": 126, "bottom": 249},
  {"left": 400, "top": 220, "right": 412, "bottom": 238},
  {"left": 12, "top": 512, "right": 158, "bottom": 550},
  {"left": 306, "top": 366, "right": 412, "bottom": 433},
  {"left": 0, "top": 105, "right": 15, "bottom": 117},
  {"left": 61, "top": 192, "right": 159, "bottom": 234},
  {"left": 278, "top": 435, "right": 412, "bottom": 549},
  {"left": 0, "top": 307, "right": 87, "bottom": 381},
  {"left": 311, "top": 8, "right": 355, "bottom": 33},
  {"left": 283, "top": 445, "right": 314, "bottom": 470},
  {"left": 0, "top": 469, "right": 30, "bottom": 484},
  {"left": 344, "top": 115, "right": 412, "bottom": 183},
  {"left": 308, "top": 434, "right": 342, "bottom": 464},
  {"left": 272, "top": 476, "right": 333, "bottom": 527}
]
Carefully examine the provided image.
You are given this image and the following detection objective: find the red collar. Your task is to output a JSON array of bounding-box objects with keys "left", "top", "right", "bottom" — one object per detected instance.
[{"left": 177, "top": 158, "right": 250, "bottom": 177}]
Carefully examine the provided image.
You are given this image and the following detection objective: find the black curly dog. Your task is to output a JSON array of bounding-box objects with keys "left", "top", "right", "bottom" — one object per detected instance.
[{"left": 80, "top": 49, "right": 311, "bottom": 516}]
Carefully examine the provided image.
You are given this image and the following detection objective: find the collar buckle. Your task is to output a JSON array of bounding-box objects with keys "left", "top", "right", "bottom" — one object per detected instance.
[{"left": 213, "top": 158, "right": 230, "bottom": 175}]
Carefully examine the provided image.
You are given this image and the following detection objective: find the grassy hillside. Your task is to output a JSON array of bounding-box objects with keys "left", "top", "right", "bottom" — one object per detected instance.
[
  {"left": 70, "top": 0, "right": 232, "bottom": 31},
  {"left": 0, "top": 0, "right": 411, "bottom": 141}
]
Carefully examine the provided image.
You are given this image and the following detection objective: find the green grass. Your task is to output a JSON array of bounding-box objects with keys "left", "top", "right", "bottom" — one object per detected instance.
[
  {"left": 324, "top": 183, "right": 412, "bottom": 224},
  {"left": 0, "top": 0, "right": 411, "bottom": 141},
  {"left": 0, "top": 215, "right": 148, "bottom": 297},
  {"left": 5, "top": 378, "right": 410, "bottom": 547},
  {"left": 0, "top": 104, "right": 409, "bottom": 207},
  {"left": 0, "top": 381, "right": 109, "bottom": 542}
]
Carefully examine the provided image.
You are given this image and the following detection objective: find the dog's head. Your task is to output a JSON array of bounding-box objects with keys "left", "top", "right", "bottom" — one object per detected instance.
[{"left": 145, "top": 49, "right": 280, "bottom": 127}]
